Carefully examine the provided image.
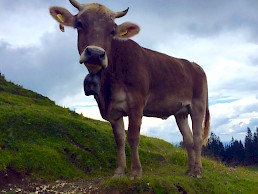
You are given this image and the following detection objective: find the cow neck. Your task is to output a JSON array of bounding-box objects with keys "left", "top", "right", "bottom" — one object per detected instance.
[
  {"left": 109, "top": 39, "right": 124, "bottom": 75},
  {"left": 109, "top": 39, "right": 117, "bottom": 75},
  {"left": 93, "top": 40, "right": 120, "bottom": 118}
]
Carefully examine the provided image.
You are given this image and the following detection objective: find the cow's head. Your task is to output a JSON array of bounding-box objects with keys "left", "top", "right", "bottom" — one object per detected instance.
[{"left": 50, "top": 0, "right": 140, "bottom": 74}]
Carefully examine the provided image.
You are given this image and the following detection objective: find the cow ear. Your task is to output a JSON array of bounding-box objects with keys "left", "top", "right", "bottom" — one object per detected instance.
[
  {"left": 49, "top": 6, "right": 75, "bottom": 29},
  {"left": 115, "top": 22, "right": 140, "bottom": 39}
]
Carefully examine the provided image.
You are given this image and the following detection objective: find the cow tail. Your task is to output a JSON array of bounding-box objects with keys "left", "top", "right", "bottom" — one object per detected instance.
[{"left": 202, "top": 99, "right": 210, "bottom": 146}]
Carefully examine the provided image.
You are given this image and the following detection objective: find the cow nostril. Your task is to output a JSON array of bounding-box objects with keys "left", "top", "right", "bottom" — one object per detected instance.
[
  {"left": 99, "top": 52, "right": 105, "bottom": 61},
  {"left": 86, "top": 47, "right": 92, "bottom": 56}
]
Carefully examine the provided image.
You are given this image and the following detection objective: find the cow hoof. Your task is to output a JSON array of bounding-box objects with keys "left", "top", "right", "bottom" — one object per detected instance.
[
  {"left": 186, "top": 167, "right": 202, "bottom": 178},
  {"left": 195, "top": 174, "right": 202, "bottom": 179},
  {"left": 129, "top": 175, "right": 141, "bottom": 180},
  {"left": 113, "top": 167, "right": 125, "bottom": 179},
  {"left": 186, "top": 169, "right": 194, "bottom": 177},
  {"left": 129, "top": 170, "right": 142, "bottom": 180},
  {"left": 112, "top": 173, "right": 125, "bottom": 179},
  {"left": 193, "top": 167, "right": 202, "bottom": 178}
]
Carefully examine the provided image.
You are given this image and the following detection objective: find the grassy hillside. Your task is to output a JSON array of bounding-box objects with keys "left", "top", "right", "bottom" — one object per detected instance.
[{"left": 0, "top": 74, "right": 258, "bottom": 193}]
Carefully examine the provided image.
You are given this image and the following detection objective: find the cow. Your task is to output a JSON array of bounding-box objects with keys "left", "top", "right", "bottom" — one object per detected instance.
[{"left": 49, "top": 0, "right": 210, "bottom": 179}]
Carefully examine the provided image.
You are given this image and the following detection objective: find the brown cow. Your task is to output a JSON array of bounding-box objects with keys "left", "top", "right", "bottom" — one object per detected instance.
[{"left": 49, "top": 0, "right": 210, "bottom": 179}]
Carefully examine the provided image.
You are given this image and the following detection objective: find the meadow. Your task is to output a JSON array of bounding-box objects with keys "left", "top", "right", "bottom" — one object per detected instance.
[{"left": 1, "top": 74, "right": 258, "bottom": 193}]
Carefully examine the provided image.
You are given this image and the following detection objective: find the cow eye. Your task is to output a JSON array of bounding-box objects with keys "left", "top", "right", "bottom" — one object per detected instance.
[{"left": 75, "top": 21, "right": 83, "bottom": 29}]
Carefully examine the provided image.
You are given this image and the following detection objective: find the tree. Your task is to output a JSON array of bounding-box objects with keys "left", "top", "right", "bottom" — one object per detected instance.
[
  {"left": 203, "top": 128, "right": 258, "bottom": 166},
  {"left": 231, "top": 140, "right": 245, "bottom": 165},
  {"left": 244, "top": 128, "right": 254, "bottom": 165},
  {"left": 203, "top": 132, "right": 224, "bottom": 161},
  {"left": 253, "top": 127, "right": 258, "bottom": 164},
  {"left": 223, "top": 137, "right": 234, "bottom": 164}
]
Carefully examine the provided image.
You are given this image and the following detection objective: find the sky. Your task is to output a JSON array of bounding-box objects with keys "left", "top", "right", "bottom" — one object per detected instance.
[{"left": 1, "top": 0, "right": 258, "bottom": 143}]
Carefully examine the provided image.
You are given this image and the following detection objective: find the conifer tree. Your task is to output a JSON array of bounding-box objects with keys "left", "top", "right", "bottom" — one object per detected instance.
[
  {"left": 231, "top": 139, "right": 245, "bottom": 165},
  {"left": 244, "top": 127, "right": 254, "bottom": 165},
  {"left": 203, "top": 128, "right": 258, "bottom": 166},
  {"left": 203, "top": 132, "right": 224, "bottom": 160},
  {"left": 253, "top": 127, "right": 258, "bottom": 164},
  {"left": 223, "top": 138, "right": 233, "bottom": 163}
]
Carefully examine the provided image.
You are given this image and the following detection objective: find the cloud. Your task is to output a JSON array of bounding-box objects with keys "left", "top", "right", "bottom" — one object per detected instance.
[
  {"left": 0, "top": 30, "right": 87, "bottom": 103},
  {"left": 140, "top": 117, "right": 182, "bottom": 143},
  {"left": 74, "top": 104, "right": 103, "bottom": 121},
  {"left": 210, "top": 96, "right": 258, "bottom": 141},
  {"left": 1, "top": 0, "right": 258, "bottom": 143},
  {"left": 0, "top": 0, "right": 58, "bottom": 46}
]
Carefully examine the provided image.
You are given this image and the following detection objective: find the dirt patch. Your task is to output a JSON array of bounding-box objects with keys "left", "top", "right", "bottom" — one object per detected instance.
[
  {"left": 0, "top": 168, "right": 128, "bottom": 194},
  {"left": 0, "top": 167, "right": 23, "bottom": 186},
  {"left": 175, "top": 183, "right": 188, "bottom": 194},
  {"left": 0, "top": 178, "right": 114, "bottom": 194}
]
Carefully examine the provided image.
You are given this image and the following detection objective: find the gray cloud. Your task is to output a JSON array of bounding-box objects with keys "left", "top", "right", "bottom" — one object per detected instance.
[
  {"left": 120, "top": 0, "right": 258, "bottom": 46},
  {"left": 248, "top": 118, "right": 258, "bottom": 130},
  {"left": 0, "top": 30, "right": 87, "bottom": 101},
  {"left": 230, "top": 118, "right": 258, "bottom": 135},
  {"left": 1, "top": 0, "right": 258, "bottom": 143}
]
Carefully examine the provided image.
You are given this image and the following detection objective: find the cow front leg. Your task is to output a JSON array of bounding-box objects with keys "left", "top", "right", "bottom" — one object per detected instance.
[
  {"left": 128, "top": 114, "right": 142, "bottom": 179},
  {"left": 111, "top": 117, "right": 126, "bottom": 178}
]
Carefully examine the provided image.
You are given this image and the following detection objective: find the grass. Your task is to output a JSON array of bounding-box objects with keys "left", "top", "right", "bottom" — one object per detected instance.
[
  {"left": 103, "top": 156, "right": 258, "bottom": 193},
  {"left": 1, "top": 74, "right": 258, "bottom": 193}
]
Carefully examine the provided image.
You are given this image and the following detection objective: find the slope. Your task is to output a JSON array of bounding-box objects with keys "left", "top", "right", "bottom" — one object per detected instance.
[{"left": 0, "top": 74, "right": 258, "bottom": 193}]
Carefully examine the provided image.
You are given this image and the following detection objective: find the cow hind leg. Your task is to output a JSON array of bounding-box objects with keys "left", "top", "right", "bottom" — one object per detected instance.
[
  {"left": 127, "top": 114, "right": 142, "bottom": 179},
  {"left": 175, "top": 115, "right": 195, "bottom": 175},
  {"left": 111, "top": 117, "right": 126, "bottom": 178},
  {"left": 191, "top": 102, "right": 206, "bottom": 178}
]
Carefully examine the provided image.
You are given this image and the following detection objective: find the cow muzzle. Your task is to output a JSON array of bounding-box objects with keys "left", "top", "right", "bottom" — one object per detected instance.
[{"left": 79, "top": 46, "right": 108, "bottom": 74}]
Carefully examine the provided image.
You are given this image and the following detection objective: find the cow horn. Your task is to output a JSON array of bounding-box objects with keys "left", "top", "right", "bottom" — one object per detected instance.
[
  {"left": 69, "top": 0, "right": 83, "bottom": 11},
  {"left": 115, "top": 7, "right": 129, "bottom": 18}
]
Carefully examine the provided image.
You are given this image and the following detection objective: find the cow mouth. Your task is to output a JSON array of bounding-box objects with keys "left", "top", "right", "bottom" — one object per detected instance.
[
  {"left": 83, "top": 63, "right": 103, "bottom": 74},
  {"left": 79, "top": 46, "right": 108, "bottom": 74}
]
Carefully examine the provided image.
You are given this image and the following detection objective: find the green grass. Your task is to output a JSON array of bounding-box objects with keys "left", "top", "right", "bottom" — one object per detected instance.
[
  {"left": 103, "top": 154, "right": 258, "bottom": 193},
  {"left": 1, "top": 74, "right": 258, "bottom": 193},
  {"left": 0, "top": 75, "right": 117, "bottom": 179}
]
